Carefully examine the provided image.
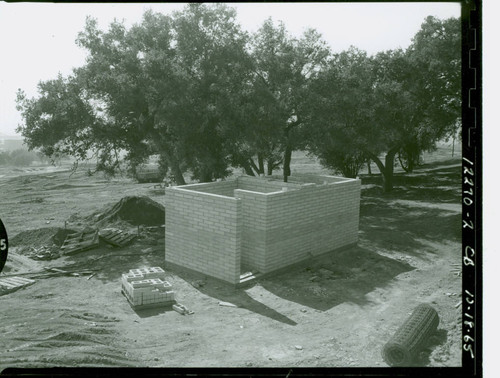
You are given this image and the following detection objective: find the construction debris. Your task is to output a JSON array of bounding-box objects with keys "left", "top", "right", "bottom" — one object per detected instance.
[
  {"left": 0, "top": 276, "right": 35, "bottom": 296},
  {"left": 99, "top": 228, "right": 136, "bottom": 247},
  {"left": 89, "top": 196, "right": 165, "bottom": 227},
  {"left": 43, "top": 267, "right": 95, "bottom": 277},
  {"left": 121, "top": 267, "right": 175, "bottom": 310},
  {"left": 218, "top": 301, "right": 237, "bottom": 308},
  {"left": 173, "top": 303, "right": 194, "bottom": 315},
  {"left": 9, "top": 227, "right": 77, "bottom": 260},
  {"left": 60, "top": 229, "right": 99, "bottom": 255}
]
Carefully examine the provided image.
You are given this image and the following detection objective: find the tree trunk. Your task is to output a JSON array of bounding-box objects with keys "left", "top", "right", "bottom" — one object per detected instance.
[
  {"left": 170, "top": 160, "right": 186, "bottom": 186},
  {"left": 407, "top": 157, "right": 414, "bottom": 173},
  {"left": 383, "top": 149, "right": 397, "bottom": 192},
  {"left": 366, "top": 147, "right": 399, "bottom": 193},
  {"left": 199, "top": 170, "right": 213, "bottom": 183},
  {"left": 249, "top": 159, "right": 260, "bottom": 176},
  {"left": 267, "top": 159, "right": 273, "bottom": 176},
  {"left": 258, "top": 153, "right": 264, "bottom": 175},
  {"left": 241, "top": 160, "right": 256, "bottom": 176},
  {"left": 367, "top": 159, "right": 372, "bottom": 175},
  {"left": 283, "top": 145, "right": 292, "bottom": 183}
]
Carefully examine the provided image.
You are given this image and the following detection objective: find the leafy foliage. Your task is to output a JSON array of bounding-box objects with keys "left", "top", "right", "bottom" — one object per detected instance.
[
  {"left": 15, "top": 7, "right": 460, "bottom": 191},
  {"left": 305, "top": 16, "right": 460, "bottom": 190}
]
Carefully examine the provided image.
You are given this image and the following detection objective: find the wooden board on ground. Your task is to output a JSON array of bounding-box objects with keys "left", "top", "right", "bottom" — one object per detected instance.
[
  {"left": 239, "top": 271, "right": 261, "bottom": 286},
  {"left": 0, "top": 276, "right": 35, "bottom": 296},
  {"left": 99, "top": 228, "right": 136, "bottom": 248},
  {"left": 60, "top": 230, "right": 99, "bottom": 255}
]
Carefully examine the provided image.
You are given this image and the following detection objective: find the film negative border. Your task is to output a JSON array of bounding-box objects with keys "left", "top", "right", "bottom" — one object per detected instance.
[
  {"left": 461, "top": 0, "right": 482, "bottom": 376},
  {"left": 0, "top": 217, "right": 7, "bottom": 274}
]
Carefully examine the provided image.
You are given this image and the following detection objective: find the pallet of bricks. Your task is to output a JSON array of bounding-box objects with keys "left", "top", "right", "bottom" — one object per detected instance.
[{"left": 121, "top": 267, "right": 175, "bottom": 309}]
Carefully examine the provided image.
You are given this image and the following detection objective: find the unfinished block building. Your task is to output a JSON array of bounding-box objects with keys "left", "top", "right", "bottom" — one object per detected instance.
[{"left": 164, "top": 174, "right": 361, "bottom": 285}]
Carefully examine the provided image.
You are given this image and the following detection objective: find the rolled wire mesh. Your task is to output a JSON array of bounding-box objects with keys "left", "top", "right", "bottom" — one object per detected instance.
[{"left": 382, "top": 303, "right": 440, "bottom": 366}]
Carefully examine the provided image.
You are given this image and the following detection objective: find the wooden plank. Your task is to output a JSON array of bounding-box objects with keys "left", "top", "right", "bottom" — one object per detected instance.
[
  {"left": 4, "top": 277, "right": 34, "bottom": 285},
  {"left": 60, "top": 230, "right": 99, "bottom": 255},
  {"left": 0, "top": 277, "right": 35, "bottom": 294},
  {"left": 99, "top": 229, "right": 135, "bottom": 247},
  {"left": 2, "top": 278, "right": 26, "bottom": 286},
  {"left": 114, "top": 235, "right": 135, "bottom": 244},
  {"left": 0, "top": 281, "right": 17, "bottom": 289},
  {"left": 240, "top": 272, "right": 254, "bottom": 279},
  {"left": 64, "top": 243, "right": 98, "bottom": 256},
  {"left": 65, "top": 234, "right": 82, "bottom": 241}
]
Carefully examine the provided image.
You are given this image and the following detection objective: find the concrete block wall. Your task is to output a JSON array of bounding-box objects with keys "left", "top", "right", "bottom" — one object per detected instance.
[
  {"left": 270, "top": 173, "right": 348, "bottom": 184},
  {"left": 263, "top": 179, "right": 361, "bottom": 272},
  {"left": 176, "top": 180, "right": 238, "bottom": 197},
  {"left": 236, "top": 176, "right": 302, "bottom": 193},
  {"left": 165, "top": 187, "right": 242, "bottom": 284},
  {"left": 233, "top": 189, "right": 267, "bottom": 272},
  {"left": 164, "top": 175, "right": 360, "bottom": 283}
]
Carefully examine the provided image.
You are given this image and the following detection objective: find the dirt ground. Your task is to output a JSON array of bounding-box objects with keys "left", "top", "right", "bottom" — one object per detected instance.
[{"left": 0, "top": 150, "right": 462, "bottom": 369}]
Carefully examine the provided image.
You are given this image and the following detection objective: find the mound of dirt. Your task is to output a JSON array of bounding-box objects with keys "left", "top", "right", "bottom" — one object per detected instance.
[
  {"left": 90, "top": 196, "right": 165, "bottom": 227},
  {"left": 9, "top": 227, "right": 77, "bottom": 260},
  {"left": 10, "top": 227, "right": 76, "bottom": 248}
]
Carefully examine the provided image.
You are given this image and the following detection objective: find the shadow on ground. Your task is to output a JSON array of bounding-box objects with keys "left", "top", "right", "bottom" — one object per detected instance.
[
  {"left": 169, "top": 246, "right": 413, "bottom": 324},
  {"left": 360, "top": 165, "right": 461, "bottom": 204},
  {"left": 258, "top": 246, "right": 413, "bottom": 312},
  {"left": 132, "top": 305, "right": 175, "bottom": 319},
  {"left": 171, "top": 268, "right": 299, "bottom": 326},
  {"left": 417, "top": 329, "right": 449, "bottom": 366},
  {"left": 359, "top": 198, "right": 461, "bottom": 257},
  {"left": 405, "top": 329, "right": 448, "bottom": 367}
]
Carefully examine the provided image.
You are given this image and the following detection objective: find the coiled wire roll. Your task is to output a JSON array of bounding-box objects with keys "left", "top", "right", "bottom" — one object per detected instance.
[{"left": 382, "top": 303, "right": 440, "bottom": 366}]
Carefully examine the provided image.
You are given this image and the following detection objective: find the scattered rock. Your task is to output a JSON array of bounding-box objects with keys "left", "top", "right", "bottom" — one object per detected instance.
[
  {"left": 295, "top": 345, "right": 303, "bottom": 350},
  {"left": 192, "top": 280, "right": 206, "bottom": 288},
  {"left": 309, "top": 276, "right": 319, "bottom": 282},
  {"left": 318, "top": 268, "right": 334, "bottom": 277}
]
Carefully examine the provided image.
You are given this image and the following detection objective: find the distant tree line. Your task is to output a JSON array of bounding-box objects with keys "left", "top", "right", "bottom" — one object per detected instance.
[
  {"left": 0, "top": 149, "right": 48, "bottom": 166},
  {"left": 16, "top": 4, "right": 460, "bottom": 191}
]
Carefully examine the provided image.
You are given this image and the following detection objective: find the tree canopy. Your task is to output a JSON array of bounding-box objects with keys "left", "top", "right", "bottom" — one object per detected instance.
[
  {"left": 303, "top": 16, "right": 460, "bottom": 189},
  {"left": 16, "top": 6, "right": 461, "bottom": 191}
]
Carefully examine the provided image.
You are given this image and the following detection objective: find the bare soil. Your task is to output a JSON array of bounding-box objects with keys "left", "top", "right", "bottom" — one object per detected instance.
[{"left": 0, "top": 150, "right": 462, "bottom": 369}]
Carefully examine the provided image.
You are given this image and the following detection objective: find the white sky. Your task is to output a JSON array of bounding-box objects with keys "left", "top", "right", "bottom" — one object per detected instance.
[{"left": 0, "top": 2, "right": 460, "bottom": 136}]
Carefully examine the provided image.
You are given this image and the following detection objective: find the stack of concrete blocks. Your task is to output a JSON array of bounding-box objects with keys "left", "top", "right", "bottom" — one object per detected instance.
[
  {"left": 121, "top": 267, "right": 175, "bottom": 308},
  {"left": 165, "top": 174, "right": 361, "bottom": 285}
]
